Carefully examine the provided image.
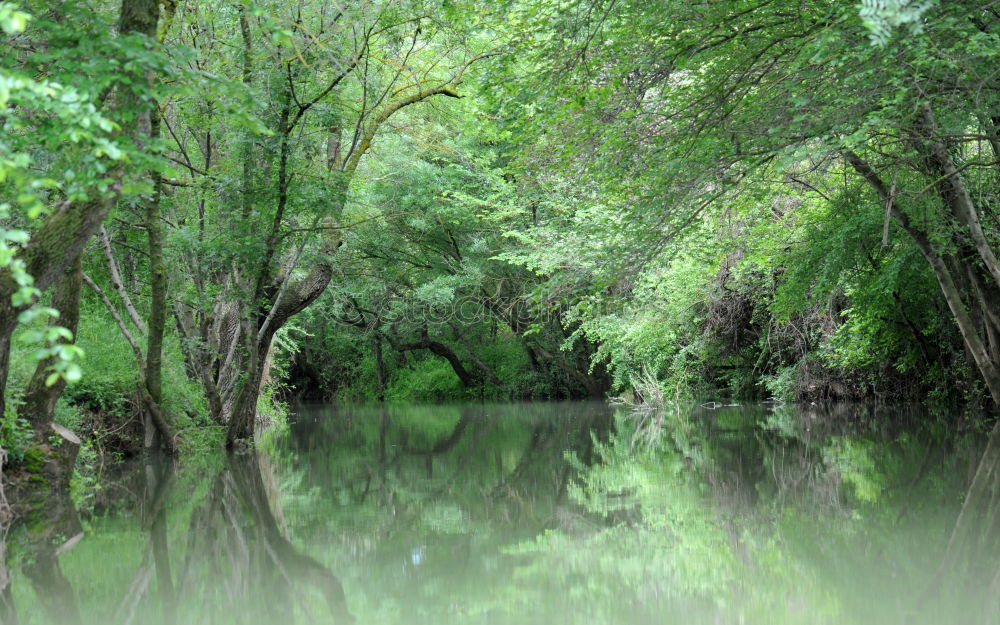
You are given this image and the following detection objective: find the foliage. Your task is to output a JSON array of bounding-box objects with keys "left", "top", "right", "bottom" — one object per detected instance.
[
  {"left": 4, "top": 2, "right": 1000, "bottom": 623},
  {"left": 385, "top": 358, "right": 467, "bottom": 402},
  {"left": 0, "top": 401, "right": 32, "bottom": 465},
  {"left": 859, "top": 0, "right": 937, "bottom": 45},
  {"left": 822, "top": 436, "right": 887, "bottom": 504},
  {"left": 2, "top": 0, "right": 999, "bottom": 485},
  {"left": 0, "top": 2, "right": 118, "bottom": 384}
]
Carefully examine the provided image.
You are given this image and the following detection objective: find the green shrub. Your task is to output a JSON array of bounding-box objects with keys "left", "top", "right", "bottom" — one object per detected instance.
[
  {"left": 385, "top": 357, "right": 466, "bottom": 402},
  {"left": 1, "top": 398, "right": 34, "bottom": 465},
  {"left": 762, "top": 365, "right": 799, "bottom": 401}
]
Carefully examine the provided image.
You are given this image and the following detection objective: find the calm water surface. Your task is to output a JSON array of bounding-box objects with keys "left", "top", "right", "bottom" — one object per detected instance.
[{"left": 5, "top": 401, "right": 1000, "bottom": 624}]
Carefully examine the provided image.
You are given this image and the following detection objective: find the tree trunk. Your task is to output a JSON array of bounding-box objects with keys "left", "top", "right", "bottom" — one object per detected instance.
[
  {"left": 919, "top": 102, "right": 1000, "bottom": 293},
  {"left": 226, "top": 263, "right": 333, "bottom": 447},
  {"left": 225, "top": 329, "right": 273, "bottom": 447},
  {"left": 16, "top": 258, "right": 84, "bottom": 489},
  {"left": 424, "top": 339, "right": 479, "bottom": 388},
  {"left": 844, "top": 151, "right": 1000, "bottom": 406},
  {"left": 392, "top": 331, "right": 480, "bottom": 388},
  {"left": 449, "top": 322, "right": 503, "bottom": 387},
  {"left": 0, "top": 194, "right": 120, "bottom": 421},
  {"left": 172, "top": 305, "right": 225, "bottom": 423},
  {"left": 0, "top": 0, "right": 161, "bottom": 442},
  {"left": 215, "top": 11, "right": 474, "bottom": 447},
  {"left": 0, "top": 301, "right": 16, "bottom": 423},
  {"left": 118, "top": 0, "right": 168, "bottom": 451},
  {"left": 144, "top": 105, "right": 168, "bottom": 451},
  {"left": 916, "top": 240, "right": 1000, "bottom": 404},
  {"left": 21, "top": 257, "right": 82, "bottom": 430}
]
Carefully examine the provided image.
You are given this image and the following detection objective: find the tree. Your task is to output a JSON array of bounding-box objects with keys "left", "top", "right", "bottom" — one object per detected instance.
[
  {"left": 150, "top": 0, "right": 498, "bottom": 445},
  {"left": 502, "top": 0, "right": 1000, "bottom": 406},
  {"left": 0, "top": 0, "right": 171, "bottom": 470}
]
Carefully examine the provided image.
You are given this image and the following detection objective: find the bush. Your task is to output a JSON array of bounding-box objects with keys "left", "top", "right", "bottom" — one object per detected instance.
[
  {"left": 385, "top": 357, "right": 467, "bottom": 402},
  {"left": 0, "top": 399, "right": 34, "bottom": 465}
]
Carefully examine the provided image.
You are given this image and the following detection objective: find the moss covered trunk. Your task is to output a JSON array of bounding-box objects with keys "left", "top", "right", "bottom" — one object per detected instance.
[
  {"left": 143, "top": 105, "right": 168, "bottom": 451},
  {"left": 22, "top": 257, "right": 82, "bottom": 431}
]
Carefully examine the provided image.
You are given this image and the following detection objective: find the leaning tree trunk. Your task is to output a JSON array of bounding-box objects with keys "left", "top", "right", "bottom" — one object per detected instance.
[
  {"left": 844, "top": 151, "right": 1000, "bottom": 407},
  {"left": 225, "top": 263, "right": 333, "bottom": 447},
  {"left": 225, "top": 327, "right": 276, "bottom": 447},
  {"left": 0, "top": 193, "right": 120, "bottom": 421},
  {"left": 919, "top": 102, "right": 1000, "bottom": 294},
  {"left": 392, "top": 332, "right": 481, "bottom": 389},
  {"left": 19, "top": 257, "right": 84, "bottom": 487}
]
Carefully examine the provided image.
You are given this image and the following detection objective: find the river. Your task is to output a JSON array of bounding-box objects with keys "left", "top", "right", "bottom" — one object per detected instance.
[{"left": 3, "top": 401, "right": 999, "bottom": 624}]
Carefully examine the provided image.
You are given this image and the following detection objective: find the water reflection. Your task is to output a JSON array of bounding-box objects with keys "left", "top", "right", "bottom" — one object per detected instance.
[
  {"left": 933, "top": 420, "right": 1000, "bottom": 623},
  {"left": 18, "top": 490, "right": 82, "bottom": 625},
  {"left": 2, "top": 401, "right": 1000, "bottom": 624}
]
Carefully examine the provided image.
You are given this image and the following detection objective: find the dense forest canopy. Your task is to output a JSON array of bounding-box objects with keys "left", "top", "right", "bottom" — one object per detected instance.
[{"left": 2, "top": 0, "right": 1000, "bottom": 486}]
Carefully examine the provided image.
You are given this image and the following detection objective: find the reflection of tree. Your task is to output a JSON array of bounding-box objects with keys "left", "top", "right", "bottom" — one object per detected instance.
[
  {"left": 493, "top": 406, "right": 611, "bottom": 510},
  {"left": 233, "top": 454, "right": 354, "bottom": 622},
  {"left": 114, "top": 458, "right": 175, "bottom": 625},
  {"left": 332, "top": 403, "right": 613, "bottom": 522},
  {"left": 16, "top": 488, "right": 83, "bottom": 625},
  {"left": 535, "top": 403, "right": 1000, "bottom": 625},
  {"left": 401, "top": 406, "right": 485, "bottom": 481},
  {"left": 690, "top": 403, "right": 927, "bottom": 512},
  {"left": 169, "top": 454, "right": 354, "bottom": 625},
  {"left": 0, "top": 519, "right": 15, "bottom": 625},
  {"left": 286, "top": 403, "right": 612, "bottom": 518},
  {"left": 0, "top": 451, "right": 354, "bottom": 625},
  {"left": 267, "top": 403, "right": 619, "bottom": 622},
  {"left": 933, "top": 425, "right": 1000, "bottom": 621}
]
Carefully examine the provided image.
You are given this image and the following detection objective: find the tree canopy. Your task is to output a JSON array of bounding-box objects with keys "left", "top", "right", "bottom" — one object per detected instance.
[{"left": 1, "top": 0, "right": 1000, "bottom": 474}]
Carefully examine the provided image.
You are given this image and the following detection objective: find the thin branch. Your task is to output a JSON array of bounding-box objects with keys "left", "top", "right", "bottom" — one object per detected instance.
[
  {"left": 100, "top": 226, "right": 147, "bottom": 334},
  {"left": 165, "top": 155, "right": 211, "bottom": 177},
  {"left": 83, "top": 272, "right": 144, "bottom": 367}
]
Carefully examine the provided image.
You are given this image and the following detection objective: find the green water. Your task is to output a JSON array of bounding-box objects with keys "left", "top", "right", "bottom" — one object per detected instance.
[{"left": 4, "top": 401, "right": 1000, "bottom": 624}]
